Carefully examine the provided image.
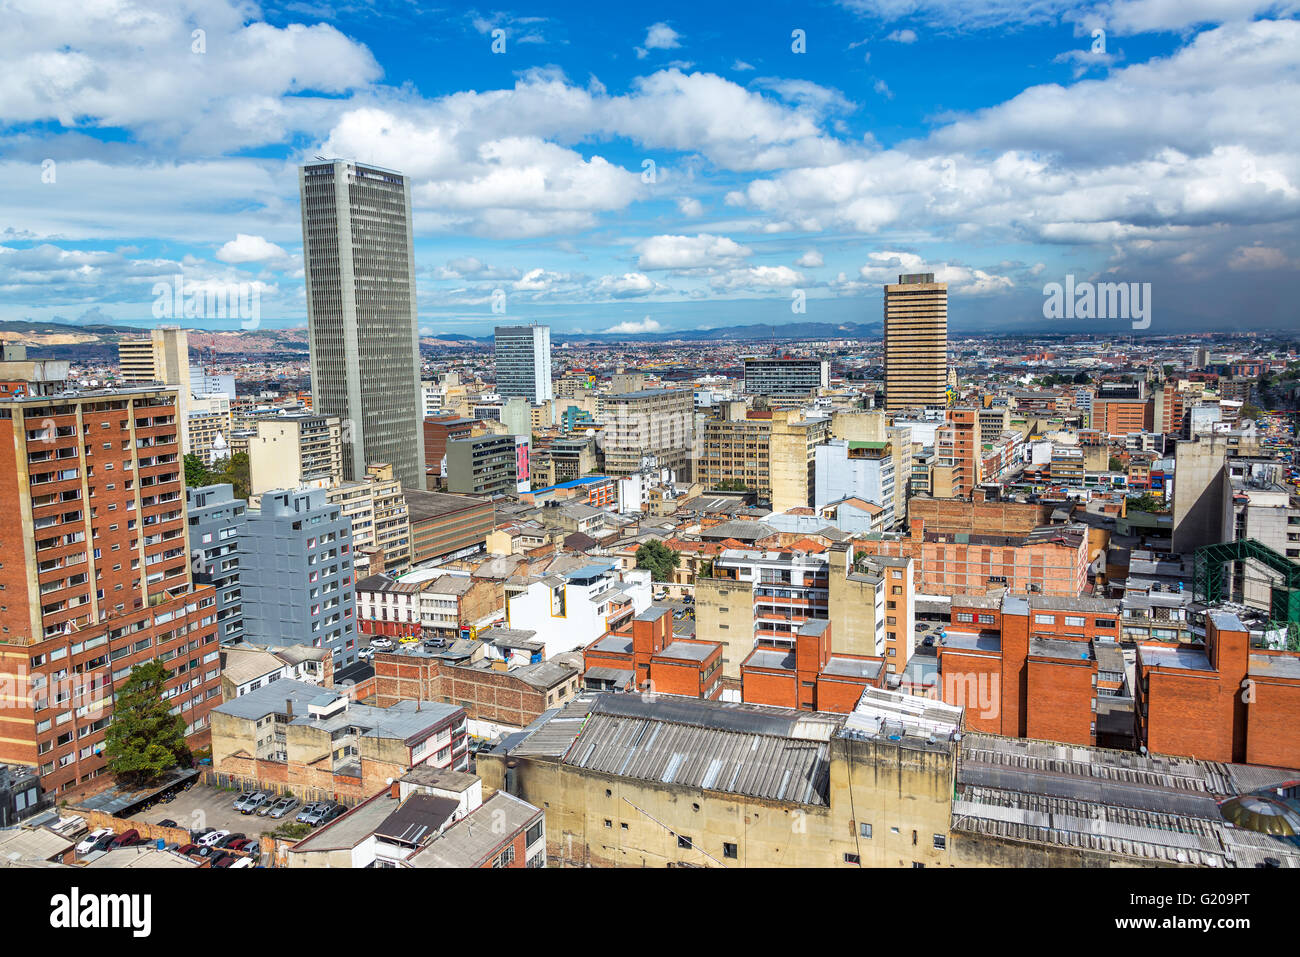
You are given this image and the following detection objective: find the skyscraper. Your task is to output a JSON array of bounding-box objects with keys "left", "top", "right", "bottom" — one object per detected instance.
[
  {"left": 300, "top": 159, "right": 426, "bottom": 490},
  {"left": 494, "top": 324, "right": 553, "bottom": 402},
  {"left": 883, "top": 273, "right": 948, "bottom": 412}
]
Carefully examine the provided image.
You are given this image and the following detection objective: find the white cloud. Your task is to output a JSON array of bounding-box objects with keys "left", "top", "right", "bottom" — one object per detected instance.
[
  {"left": 886, "top": 29, "right": 918, "bottom": 43},
  {"left": 677, "top": 197, "right": 705, "bottom": 217},
  {"left": 606, "top": 316, "right": 662, "bottom": 334},
  {"left": 797, "top": 250, "right": 825, "bottom": 268},
  {"left": 594, "top": 272, "right": 659, "bottom": 297},
  {"left": 733, "top": 59, "right": 756, "bottom": 71},
  {"left": 215, "top": 234, "right": 287, "bottom": 264},
  {"left": 635, "top": 233, "right": 753, "bottom": 270},
  {"left": 637, "top": 23, "right": 682, "bottom": 59}
]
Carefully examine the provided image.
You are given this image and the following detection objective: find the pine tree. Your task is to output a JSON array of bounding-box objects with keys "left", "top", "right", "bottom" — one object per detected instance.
[{"left": 104, "top": 660, "right": 188, "bottom": 786}]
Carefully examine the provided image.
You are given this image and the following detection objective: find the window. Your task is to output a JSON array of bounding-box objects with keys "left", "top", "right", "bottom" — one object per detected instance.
[
  {"left": 723, "top": 842, "right": 737, "bottom": 859},
  {"left": 933, "top": 834, "right": 947, "bottom": 849},
  {"left": 1064, "top": 616, "right": 1086, "bottom": 627},
  {"left": 604, "top": 819, "right": 612, "bottom": 828},
  {"left": 1034, "top": 613, "right": 1055, "bottom": 625},
  {"left": 525, "top": 821, "right": 543, "bottom": 847},
  {"left": 844, "top": 853, "right": 860, "bottom": 864},
  {"left": 860, "top": 823, "right": 872, "bottom": 839},
  {"left": 677, "top": 835, "right": 692, "bottom": 849},
  {"left": 492, "top": 845, "right": 515, "bottom": 868}
]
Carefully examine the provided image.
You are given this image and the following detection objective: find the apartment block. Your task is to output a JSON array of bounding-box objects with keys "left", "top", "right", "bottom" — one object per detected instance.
[
  {"left": 404, "top": 489, "right": 494, "bottom": 566},
  {"left": 444, "top": 433, "right": 518, "bottom": 497},
  {"left": 325, "top": 462, "right": 410, "bottom": 576},
  {"left": 249, "top": 413, "right": 343, "bottom": 499},
  {"left": 742, "top": 618, "right": 886, "bottom": 713},
  {"left": 238, "top": 488, "right": 358, "bottom": 666},
  {"left": 601, "top": 388, "right": 695, "bottom": 478},
  {"left": 0, "top": 377, "right": 221, "bottom": 795},
  {"left": 186, "top": 483, "right": 247, "bottom": 644}
]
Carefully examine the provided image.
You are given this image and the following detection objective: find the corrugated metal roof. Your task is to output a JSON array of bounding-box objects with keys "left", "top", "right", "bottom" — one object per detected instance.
[{"left": 561, "top": 710, "right": 832, "bottom": 807}]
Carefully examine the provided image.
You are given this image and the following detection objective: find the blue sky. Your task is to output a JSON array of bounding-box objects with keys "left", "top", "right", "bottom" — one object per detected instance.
[{"left": 1, "top": 0, "right": 1298, "bottom": 337}]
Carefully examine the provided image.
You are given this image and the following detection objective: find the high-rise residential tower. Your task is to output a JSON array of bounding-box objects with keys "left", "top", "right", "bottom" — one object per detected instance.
[
  {"left": 300, "top": 159, "right": 426, "bottom": 490},
  {"left": 494, "top": 324, "right": 553, "bottom": 403},
  {"left": 883, "top": 273, "right": 948, "bottom": 412}
]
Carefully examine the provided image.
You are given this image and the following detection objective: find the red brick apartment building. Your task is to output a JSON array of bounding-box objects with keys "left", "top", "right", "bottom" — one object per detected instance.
[
  {"left": 741, "top": 618, "right": 886, "bottom": 712},
  {"left": 934, "top": 594, "right": 1127, "bottom": 746},
  {"left": 0, "top": 380, "right": 221, "bottom": 796},
  {"left": 1136, "top": 610, "right": 1300, "bottom": 768},
  {"left": 583, "top": 606, "right": 724, "bottom": 700}
]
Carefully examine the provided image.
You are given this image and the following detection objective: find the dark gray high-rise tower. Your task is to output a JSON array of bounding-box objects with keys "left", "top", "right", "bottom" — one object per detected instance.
[{"left": 300, "top": 159, "right": 426, "bottom": 490}]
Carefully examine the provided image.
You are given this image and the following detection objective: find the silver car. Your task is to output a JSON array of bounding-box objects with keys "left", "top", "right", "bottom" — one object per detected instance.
[{"left": 267, "top": 796, "right": 299, "bottom": 819}]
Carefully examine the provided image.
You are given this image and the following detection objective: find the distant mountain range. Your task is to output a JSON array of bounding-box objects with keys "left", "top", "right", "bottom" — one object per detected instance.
[{"left": 0, "top": 319, "right": 887, "bottom": 359}]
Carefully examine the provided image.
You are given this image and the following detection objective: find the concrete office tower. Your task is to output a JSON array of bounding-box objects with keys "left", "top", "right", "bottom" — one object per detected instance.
[
  {"left": 239, "top": 487, "right": 359, "bottom": 666},
  {"left": 494, "top": 325, "right": 553, "bottom": 402},
  {"left": 118, "top": 326, "right": 193, "bottom": 450},
  {"left": 883, "top": 273, "right": 948, "bottom": 412},
  {"left": 300, "top": 159, "right": 426, "bottom": 490}
]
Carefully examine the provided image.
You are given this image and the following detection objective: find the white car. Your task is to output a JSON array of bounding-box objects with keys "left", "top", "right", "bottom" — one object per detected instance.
[
  {"left": 76, "top": 827, "right": 114, "bottom": 854},
  {"left": 357, "top": 646, "right": 374, "bottom": 660},
  {"left": 369, "top": 638, "right": 394, "bottom": 651},
  {"left": 197, "top": 829, "right": 230, "bottom": 847}
]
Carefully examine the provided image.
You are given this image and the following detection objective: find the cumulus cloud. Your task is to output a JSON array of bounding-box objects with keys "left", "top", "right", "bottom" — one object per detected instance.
[
  {"left": 886, "top": 29, "right": 918, "bottom": 43},
  {"left": 606, "top": 316, "right": 663, "bottom": 334},
  {"left": 635, "top": 233, "right": 753, "bottom": 270},
  {"left": 637, "top": 23, "right": 682, "bottom": 59},
  {"left": 215, "top": 234, "right": 287, "bottom": 264},
  {"left": 797, "top": 250, "right": 825, "bottom": 268}
]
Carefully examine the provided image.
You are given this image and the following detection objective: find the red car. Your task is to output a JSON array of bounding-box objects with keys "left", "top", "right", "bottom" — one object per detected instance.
[
  {"left": 225, "top": 838, "right": 251, "bottom": 852},
  {"left": 177, "top": 843, "right": 200, "bottom": 856},
  {"left": 109, "top": 829, "right": 141, "bottom": 849}
]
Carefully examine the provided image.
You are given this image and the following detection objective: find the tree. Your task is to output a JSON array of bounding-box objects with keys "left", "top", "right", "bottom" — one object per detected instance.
[
  {"left": 1126, "top": 493, "right": 1165, "bottom": 514},
  {"left": 210, "top": 451, "right": 252, "bottom": 500},
  {"left": 636, "top": 540, "right": 680, "bottom": 582},
  {"left": 103, "top": 660, "right": 188, "bottom": 786},
  {"left": 1072, "top": 371, "right": 1091, "bottom": 384},
  {"left": 184, "top": 453, "right": 212, "bottom": 489},
  {"left": 715, "top": 478, "right": 748, "bottom": 492},
  {"left": 1108, "top": 456, "right": 1123, "bottom": 471}
]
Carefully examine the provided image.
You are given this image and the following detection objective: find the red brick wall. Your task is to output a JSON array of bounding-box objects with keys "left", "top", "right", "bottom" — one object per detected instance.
[
  {"left": 1142, "top": 667, "right": 1232, "bottom": 762},
  {"left": 742, "top": 668, "right": 797, "bottom": 709},
  {"left": 1026, "top": 657, "right": 1096, "bottom": 745},
  {"left": 1245, "top": 678, "right": 1300, "bottom": 768},
  {"left": 936, "top": 648, "right": 1003, "bottom": 733}
]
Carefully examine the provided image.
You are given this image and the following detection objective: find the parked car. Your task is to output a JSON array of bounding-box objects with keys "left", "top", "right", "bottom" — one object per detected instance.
[
  {"left": 225, "top": 838, "right": 251, "bottom": 852},
  {"left": 229, "top": 857, "right": 256, "bottom": 868},
  {"left": 109, "top": 829, "right": 141, "bottom": 849},
  {"left": 232, "top": 790, "right": 258, "bottom": 811},
  {"left": 357, "top": 646, "right": 374, "bottom": 661},
  {"left": 240, "top": 792, "right": 270, "bottom": 815},
  {"left": 267, "top": 796, "right": 299, "bottom": 819},
  {"left": 176, "top": 843, "right": 200, "bottom": 856},
  {"left": 157, "top": 818, "right": 180, "bottom": 829},
  {"left": 369, "top": 637, "right": 394, "bottom": 651},
  {"left": 922, "top": 636, "right": 935, "bottom": 647},
  {"left": 210, "top": 853, "right": 236, "bottom": 868},
  {"left": 197, "top": 829, "right": 230, "bottom": 848},
  {"left": 301, "top": 802, "right": 343, "bottom": 826},
  {"left": 76, "top": 828, "right": 115, "bottom": 855},
  {"left": 295, "top": 802, "right": 324, "bottom": 824},
  {"left": 218, "top": 832, "right": 247, "bottom": 848},
  {"left": 89, "top": 832, "right": 117, "bottom": 853}
]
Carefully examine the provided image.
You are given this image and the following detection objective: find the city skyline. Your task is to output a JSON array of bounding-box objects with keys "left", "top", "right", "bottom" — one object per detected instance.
[{"left": 2, "top": 2, "right": 1297, "bottom": 336}]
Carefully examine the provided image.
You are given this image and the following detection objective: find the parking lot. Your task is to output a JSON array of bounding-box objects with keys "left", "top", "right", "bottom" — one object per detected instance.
[{"left": 131, "top": 784, "right": 287, "bottom": 839}]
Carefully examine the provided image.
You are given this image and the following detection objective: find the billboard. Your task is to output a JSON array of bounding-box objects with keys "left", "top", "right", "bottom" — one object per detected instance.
[{"left": 515, "top": 437, "right": 531, "bottom": 493}]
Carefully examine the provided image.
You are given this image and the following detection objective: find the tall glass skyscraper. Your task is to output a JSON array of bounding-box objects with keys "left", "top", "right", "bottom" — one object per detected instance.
[
  {"left": 300, "top": 159, "right": 426, "bottom": 490},
  {"left": 494, "top": 324, "right": 553, "bottom": 402}
]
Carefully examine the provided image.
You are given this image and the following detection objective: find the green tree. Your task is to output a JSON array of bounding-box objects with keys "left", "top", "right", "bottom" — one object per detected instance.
[
  {"left": 1126, "top": 493, "right": 1165, "bottom": 514},
  {"left": 715, "top": 478, "right": 748, "bottom": 492},
  {"left": 103, "top": 660, "right": 188, "bottom": 786},
  {"left": 636, "top": 540, "right": 680, "bottom": 583},
  {"left": 184, "top": 453, "right": 212, "bottom": 489},
  {"left": 211, "top": 451, "right": 252, "bottom": 500},
  {"left": 1108, "top": 456, "right": 1123, "bottom": 471}
]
